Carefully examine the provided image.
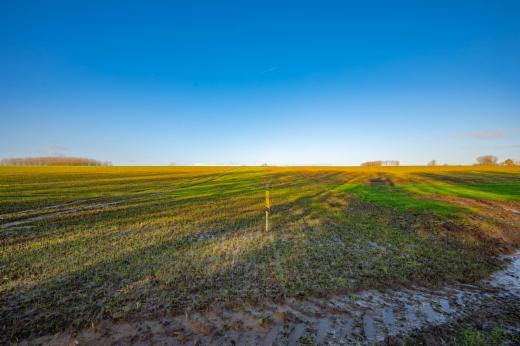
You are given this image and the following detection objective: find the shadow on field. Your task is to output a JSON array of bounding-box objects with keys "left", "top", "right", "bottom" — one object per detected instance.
[
  {"left": 2, "top": 169, "right": 519, "bottom": 343},
  {"left": 1, "top": 186, "right": 326, "bottom": 342},
  {"left": 1, "top": 218, "right": 264, "bottom": 341},
  {"left": 415, "top": 171, "right": 520, "bottom": 200}
]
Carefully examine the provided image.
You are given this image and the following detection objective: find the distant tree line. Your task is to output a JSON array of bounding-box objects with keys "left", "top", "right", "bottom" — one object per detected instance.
[
  {"left": 359, "top": 156, "right": 519, "bottom": 167},
  {"left": 474, "top": 155, "right": 518, "bottom": 166},
  {"left": 475, "top": 155, "right": 498, "bottom": 166},
  {"left": 361, "top": 160, "right": 400, "bottom": 167},
  {"left": 0, "top": 156, "right": 112, "bottom": 166},
  {"left": 503, "top": 158, "right": 519, "bottom": 166}
]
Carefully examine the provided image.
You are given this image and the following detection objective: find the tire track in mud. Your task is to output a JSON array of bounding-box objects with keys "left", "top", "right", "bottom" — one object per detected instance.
[
  {"left": 25, "top": 251, "right": 520, "bottom": 346},
  {"left": 0, "top": 201, "right": 124, "bottom": 229},
  {"left": 1, "top": 168, "right": 335, "bottom": 230},
  {"left": 0, "top": 169, "right": 243, "bottom": 230}
]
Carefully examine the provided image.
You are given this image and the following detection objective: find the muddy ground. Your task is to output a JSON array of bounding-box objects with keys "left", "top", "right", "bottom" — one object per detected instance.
[
  {"left": 403, "top": 299, "right": 520, "bottom": 345},
  {"left": 22, "top": 251, "right": 520, "bottom": 346}
]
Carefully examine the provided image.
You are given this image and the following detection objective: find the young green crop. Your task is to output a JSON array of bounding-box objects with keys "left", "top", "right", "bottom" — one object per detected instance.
[{"left": 1, "top": 165, "right": 519, "bottom": 342}]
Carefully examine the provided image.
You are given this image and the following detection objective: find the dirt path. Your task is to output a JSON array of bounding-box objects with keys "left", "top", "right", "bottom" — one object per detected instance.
[{"left": 23, "top": 251, "right": 520, "bottom": 346}]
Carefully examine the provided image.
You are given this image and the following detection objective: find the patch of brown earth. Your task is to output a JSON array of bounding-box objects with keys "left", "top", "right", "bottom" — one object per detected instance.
[
  {"left": 368, "top": 175, "right": 395, "bottom": 186},
  {"left": 439, "top": 197, "right": 520, "bottom": 252}
]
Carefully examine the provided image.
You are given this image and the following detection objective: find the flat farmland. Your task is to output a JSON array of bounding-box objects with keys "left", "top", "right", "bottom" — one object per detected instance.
[{"left": 1, "top": 166, "right": 520, "bottom": 344}]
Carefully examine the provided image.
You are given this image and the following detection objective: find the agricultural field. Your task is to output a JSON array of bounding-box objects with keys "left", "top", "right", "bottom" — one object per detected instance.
[{"left": 1, "top": 166, "right": 520, "bottom": 345}]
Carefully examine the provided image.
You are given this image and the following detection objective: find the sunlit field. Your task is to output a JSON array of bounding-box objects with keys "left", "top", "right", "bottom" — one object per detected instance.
[{"left": 1, "top": 166, "right": 520, "bottom": 342}]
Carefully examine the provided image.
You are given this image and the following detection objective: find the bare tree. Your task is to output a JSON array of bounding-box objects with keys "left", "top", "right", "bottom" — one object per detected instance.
[
  {"left": 427, "top": 160, "right": 437, "bottom": 166},
  {"left": 383, "top": 160, "right": 400, "bottom": 166},
  {"left": 475, "top": 155, "right": 498, "bottom": 166},
  {"left": 361, "top": 160, "right": 399, "bottom": 167},
  {"left": 502, "top": 159, "right": 515, "bottom": 166},
  {"left": 361, "top": 160, "right": 383, "bottom": 166},
  {"left": 0, "top": 156, "right": 112, "bottom": 166}
]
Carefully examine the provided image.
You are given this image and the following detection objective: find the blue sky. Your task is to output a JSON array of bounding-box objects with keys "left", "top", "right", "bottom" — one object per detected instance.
[{"left": 1, "top": 1, "right": 519, "bottom": 165}]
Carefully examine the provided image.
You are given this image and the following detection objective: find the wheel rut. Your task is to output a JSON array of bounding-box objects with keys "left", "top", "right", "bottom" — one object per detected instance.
[{"left": 24, "top": 251, "right": 520, "bottom": 345}]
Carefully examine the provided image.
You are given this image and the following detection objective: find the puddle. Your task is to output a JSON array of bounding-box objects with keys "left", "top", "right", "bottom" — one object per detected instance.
[
  {"left": 486, "top": 252, "right": 520, "bottom": 298},
  {"left": 362, "top": 314, "right": 376, "bottom": 340},
  {"left": 287, "top": 323, "right": 306, "bottom": 346},
  {"left": 382, "top": 307, "right": 395, "bottom": 331},
  {"left": 315, "top": 318, "right": 331, "bottom": 343},
  {"left": 438, "top": 297, "right": 451, "bottom": 313},
  {"left": 23, "top": 251, "right": 520, "bottom": 345}
]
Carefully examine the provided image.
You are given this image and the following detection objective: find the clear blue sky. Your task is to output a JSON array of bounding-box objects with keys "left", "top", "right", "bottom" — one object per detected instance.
[{"left": 1, "top": 1, "right": 519, "bottom": 165}]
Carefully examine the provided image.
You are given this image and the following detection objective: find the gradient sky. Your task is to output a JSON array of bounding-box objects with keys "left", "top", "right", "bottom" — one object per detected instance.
[{"left": 1, "top": 1, "right": 519, "bottom": 165}]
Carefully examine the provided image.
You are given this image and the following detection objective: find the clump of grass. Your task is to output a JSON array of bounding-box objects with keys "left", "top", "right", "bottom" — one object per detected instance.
[
  {"left": 459, "top": 329, "right": 486, "bottom": 346},
  {"left": 457, "top": 326, "right": 506, "bottom": 346},
  {"left": 299, "top": 333, "right": 315, "bottom": 345}
]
